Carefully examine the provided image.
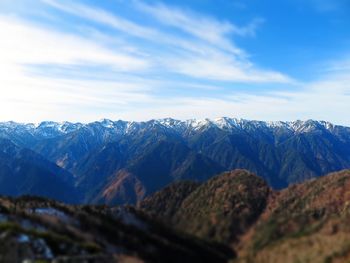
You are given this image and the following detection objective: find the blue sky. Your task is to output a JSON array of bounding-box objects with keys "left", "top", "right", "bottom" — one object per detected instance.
[{"left": 0, "top": 0, "right": 349, "bottom": 125}]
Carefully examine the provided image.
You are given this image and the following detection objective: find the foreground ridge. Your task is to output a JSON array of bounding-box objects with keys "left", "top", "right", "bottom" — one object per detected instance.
[
  {"left": 0, "top": 195, "right": 232, "bottom": 262},
  {"left": 141, "top": 169, "right": 350, "bottom": 263},
  {"left": 3, "top": 169, "right": 350, "bottom": 262}
]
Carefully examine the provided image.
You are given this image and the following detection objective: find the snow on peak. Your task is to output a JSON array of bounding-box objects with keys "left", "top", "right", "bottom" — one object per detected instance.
[
  {"left": 265, "top": 119, "right": 335, "bottom": 133},
  {"left": 214, "top": 117, "right": 238, "bottom": 129},
  {"left": 32, "top": 121, "right": 83, "bottom": 137},
  {"left": 185, "top": 118, "right": 215, "bottom": 130},
  {"left": 178, "top": 118, "right": 337, "bottom": 133},
  {"left": 0, "top": 118, "right": 341, "bottom": 140},
  {"left": 100, "top": 119, "right": 115, "bottom": 129},
  {"left": 155, "top": 118, "right": 182, "bottom": 128}
]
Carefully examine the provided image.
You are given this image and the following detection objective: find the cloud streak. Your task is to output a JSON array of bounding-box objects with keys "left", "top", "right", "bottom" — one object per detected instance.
[
  {"left": 0, "top": 16, "right": 149, "bottom": 71},
  {"left": 41, "top": 0, "right": 290, "bottom": 83},
  {"left": 134, "top": 1, "right": 264, "bottom": 49}
]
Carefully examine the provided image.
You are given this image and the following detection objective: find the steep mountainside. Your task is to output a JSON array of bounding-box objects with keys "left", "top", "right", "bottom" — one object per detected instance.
[
  {"left": 140, "top": 180, "right": 200, "bottom": 220},
  {"left": 0, "top": 139, "right": 79, "bottom": 203},
  {"left": 142, "top": 169, "right": 350, "bottom": 263},
  {"left": 1, "top": 118, "right": 350, "bottom": 203},
  {"left": 77, "top": 135, "right": 224, "bottom": 204},
  {"left": 237, "top": 169, "right": 350, "bottom": 263},
  {"left": 141, "top": 170, "right": 270, "bottom": 244}
]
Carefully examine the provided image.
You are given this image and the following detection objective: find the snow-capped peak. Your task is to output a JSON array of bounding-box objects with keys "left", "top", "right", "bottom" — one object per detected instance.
[
  {"left": 214, "top": 117, "right": 236, "bottom": 129},
  {"left": 100, "top": 119, "right": 115, "bottom": 129},
  {"left": 185, "top": 118, "right": 214, "bottom": 130},
  {"left": 0, "top": 118, "right": 343, "bottom": 141}
]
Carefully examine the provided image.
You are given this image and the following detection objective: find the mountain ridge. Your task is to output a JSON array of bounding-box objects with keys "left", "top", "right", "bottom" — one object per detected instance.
[
  {"left": 1, "top": 117, "right": 346, "bottom": 137},
  {"left": 1, "top": 117, "right": 350, "bottom": 204}
]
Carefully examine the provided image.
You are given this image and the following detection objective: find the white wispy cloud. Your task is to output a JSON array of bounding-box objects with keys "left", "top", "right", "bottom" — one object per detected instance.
[
  {"left": 134, "top": 1, "right": 264, "bottom": 49},
  {"left": 165, "top": 51, "right": 291, "bottom": 83},
  {"left": 0, "top": 16, "right": 149, "bottom": 71},
  {"left": 41, "top": 0, "right": 290, "bottom": 83},
  {"left": 41, "top": 0, "right": 158, "bottom": 40},
  {"left": 42, "top": 0, "right": 242, "bottom": 56},
  {"left": 131, "top": 1, "right": 286, "bottom": 83}
]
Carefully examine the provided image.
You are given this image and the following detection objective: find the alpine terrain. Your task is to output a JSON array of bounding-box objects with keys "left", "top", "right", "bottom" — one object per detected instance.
[{"left": 1, "top": 118, "right": 350, "bottom": 204}]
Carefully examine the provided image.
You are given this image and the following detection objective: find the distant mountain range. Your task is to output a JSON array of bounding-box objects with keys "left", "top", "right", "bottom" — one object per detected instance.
[{"left": 1, "top": 117, "right": 350, "bottom": 204}]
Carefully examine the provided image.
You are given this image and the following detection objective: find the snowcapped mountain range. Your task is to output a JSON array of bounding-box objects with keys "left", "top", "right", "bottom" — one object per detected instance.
[
  {"left": 0, "top": 117, "right": 343, "bottom": 139},
  {"left": 0, "top": 117, "right": 350, "bottom": 205}
]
